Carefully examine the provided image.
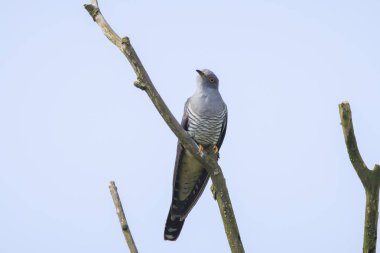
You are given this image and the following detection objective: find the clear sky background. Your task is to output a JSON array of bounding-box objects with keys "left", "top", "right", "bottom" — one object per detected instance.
[{"left": 0, "top": 1, "right": 379, "bottom": 252}]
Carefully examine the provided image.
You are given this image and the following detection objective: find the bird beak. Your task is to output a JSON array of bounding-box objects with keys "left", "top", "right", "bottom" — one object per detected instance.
[{"left": 196, "top": 69, "right": 206, "bottom": 79}]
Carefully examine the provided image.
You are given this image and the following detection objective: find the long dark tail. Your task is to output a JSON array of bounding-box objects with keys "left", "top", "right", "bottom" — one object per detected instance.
[{"left": 164, "top": 210, "right": 185, "bottom": 241}]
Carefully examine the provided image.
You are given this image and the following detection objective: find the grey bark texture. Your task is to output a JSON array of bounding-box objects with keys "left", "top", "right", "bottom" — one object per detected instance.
[
  {"left": 339, "top": 102, "right": 380, "bottom": 253},
  {"left": 84, "top": 1, "right": 244, "bottom": 252}
]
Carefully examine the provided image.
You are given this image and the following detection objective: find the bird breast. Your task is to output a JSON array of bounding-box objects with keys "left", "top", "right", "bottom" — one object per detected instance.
[{"left": 187, "top": 100, "right": 227, "bottom": 145}]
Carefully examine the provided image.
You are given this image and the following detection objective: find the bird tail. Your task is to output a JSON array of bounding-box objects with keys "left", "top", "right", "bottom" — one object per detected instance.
[{"left": 164, "top": 210, "right": 185, "bottom": 241}]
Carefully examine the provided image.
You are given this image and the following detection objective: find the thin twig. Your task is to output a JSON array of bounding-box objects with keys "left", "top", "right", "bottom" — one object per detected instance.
[
  {"left": 84, "top": 3, "right": 244, "bottom": 252},
  {"left": 109, "top": 181, "right": 138, "bottom": 253}
]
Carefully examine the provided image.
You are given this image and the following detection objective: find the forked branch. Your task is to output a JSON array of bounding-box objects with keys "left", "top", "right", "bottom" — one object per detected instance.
[
  {"left": 85, "top": 2, "right": 244, "bottom": 252},
  {"left": 339, "top": 102, "right": 380, "bottom": 253}
]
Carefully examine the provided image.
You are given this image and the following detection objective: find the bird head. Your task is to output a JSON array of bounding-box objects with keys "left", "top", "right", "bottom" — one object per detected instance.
[{"left": 196, "top": 69, "right": 219, "bottom": 89}]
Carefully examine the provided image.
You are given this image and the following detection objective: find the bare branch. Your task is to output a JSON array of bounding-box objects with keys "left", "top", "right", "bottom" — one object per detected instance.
[
  {"left": 90, "top": 0, "right": 98, "bottom": 8},
  {"left": 84, "top": 4, "right": 121, "bottom": 47},
  {"left": 339, "top": 102, "right": 380, "bottom": 253},
  {"left": 85, "top": 3, "right": 244, "bottom": 252},
  {"left": 339, "top": 102, "right": 372, "bottom": 186},
  {"left": 109, "top": 181, "right": 138, "bottom": 253}
]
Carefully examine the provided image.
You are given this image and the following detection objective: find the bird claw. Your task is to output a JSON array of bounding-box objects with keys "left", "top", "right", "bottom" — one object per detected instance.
[
  {"left": 198, "top": 144, "right": 205, "bottom": 157},
  {"left": 213, "top": 145, "right": 219, "bottom": 154}
]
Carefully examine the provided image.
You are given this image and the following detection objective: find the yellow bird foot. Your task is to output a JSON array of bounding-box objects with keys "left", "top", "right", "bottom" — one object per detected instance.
[
  {"left": 213, "top": 145, "right": 219, "bottom": 154},
  {"left": 198, "top": 144, "right": 204, "bottom": 154}
]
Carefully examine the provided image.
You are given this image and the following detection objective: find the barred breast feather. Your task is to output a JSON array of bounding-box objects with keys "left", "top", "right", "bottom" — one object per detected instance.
[{"left": 187, "top": 101, "right": 227, "bottom": 146}]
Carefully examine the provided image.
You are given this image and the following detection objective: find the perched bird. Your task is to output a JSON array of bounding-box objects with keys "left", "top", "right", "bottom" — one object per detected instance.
[{"left": 164, "top": 69, "right": 228, "bottom": 241}]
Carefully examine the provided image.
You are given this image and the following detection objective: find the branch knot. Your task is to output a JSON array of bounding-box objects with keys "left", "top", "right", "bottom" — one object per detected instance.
[
  {"left": 121, "top": 36, "right": 131, "bottom": 46},
  {"left": 84, "top": 4, "right": 100, "bottom": 22},
  {"left": 134, "top": 79, "right": 147, "bottom": 90}
]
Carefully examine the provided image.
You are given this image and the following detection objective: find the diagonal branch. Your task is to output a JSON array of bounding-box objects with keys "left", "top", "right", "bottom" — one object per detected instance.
[
  {"left": 84, "top": 3, "right": 245, "bottom": 252},
  {"left": 109, "top": 181, "right": 138, "bottom": 253}
]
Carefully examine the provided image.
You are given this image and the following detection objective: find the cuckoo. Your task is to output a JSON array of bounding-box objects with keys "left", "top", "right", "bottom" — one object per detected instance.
[{"left": 164, "top": 69, "right": 228, "bottom": 241}]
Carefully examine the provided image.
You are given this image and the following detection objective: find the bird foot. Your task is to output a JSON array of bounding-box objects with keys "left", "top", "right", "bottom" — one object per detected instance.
[
  {"left": 213, "top": 145, "right": 219, "bottom": 154},
  {"left": 198, "top": 144, "right": 204, "bottom": 157}
]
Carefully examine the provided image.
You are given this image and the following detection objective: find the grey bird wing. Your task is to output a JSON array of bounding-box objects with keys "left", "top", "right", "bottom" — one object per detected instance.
[
  {"left": 216, "top": 108, "right": 228, "bottom": 149},
  {"left": 164, "top": 99, "right": 210, "bottom": 241},
  {"left": 164, "top": 100, "right": 228, "bottom": 241}
]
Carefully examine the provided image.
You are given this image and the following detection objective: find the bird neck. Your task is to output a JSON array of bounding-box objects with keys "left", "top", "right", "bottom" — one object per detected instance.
[
  {"left": 191, "top": 87, "right": 222, "bottom": 108},
  {"left": 195, "top": 84, "right": 219, "bottom": 96}
]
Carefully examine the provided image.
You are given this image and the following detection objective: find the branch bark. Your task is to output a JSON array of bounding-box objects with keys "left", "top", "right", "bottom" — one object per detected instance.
[
  {"left": 109, "top": 181, "right": 138, "bottom": 253},
  {"left": 339, "top": 102, "right": 380, "bottom": 253},
  {"left": 84, "top": 2, "right": 244, "bottom": 252}
]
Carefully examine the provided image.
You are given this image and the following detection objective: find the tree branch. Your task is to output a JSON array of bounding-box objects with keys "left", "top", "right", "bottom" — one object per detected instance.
[
  {"left": 339, "top": 101, "right": 380, "bottom": 253},
  {"left": 84, "top": 3, "right": 244, "bottom": 252},
  {"left": 339, "top": 102, "right": 372, "bottom": 186},
  {"left": 109, "top": 181, "right": 138, "bottom": 253}
]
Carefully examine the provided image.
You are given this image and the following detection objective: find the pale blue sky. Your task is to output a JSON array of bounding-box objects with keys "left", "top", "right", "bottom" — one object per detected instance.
[{"left": 0, "top": 1, "right": 379, "bottom": 252}]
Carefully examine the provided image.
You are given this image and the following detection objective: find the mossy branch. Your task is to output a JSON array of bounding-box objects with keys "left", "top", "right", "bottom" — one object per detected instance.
[
  {"left": 339, "top": 102, "right": 380, "bottom": 253},
  {"left": 84, "top": 2, "right": 244, "bottom": 252}
]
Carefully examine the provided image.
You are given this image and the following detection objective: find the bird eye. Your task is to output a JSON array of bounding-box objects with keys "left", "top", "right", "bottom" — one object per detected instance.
[{"left": 209, "top": 78, "right": 215, "bottom": 83}]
